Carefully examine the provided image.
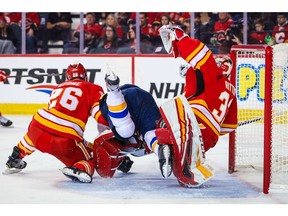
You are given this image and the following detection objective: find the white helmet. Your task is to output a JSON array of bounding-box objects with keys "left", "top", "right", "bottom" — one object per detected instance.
[{"left": 215, "top": 56, "right": 233, "bottom": 78}]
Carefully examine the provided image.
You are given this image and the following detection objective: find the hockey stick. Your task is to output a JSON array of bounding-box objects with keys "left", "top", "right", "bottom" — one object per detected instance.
[
  {"left": 238, "top": 116, "right": 264, "bottom": 126},
  {"left": 8, "top": 73, "right": 64, "bottom": 78}
]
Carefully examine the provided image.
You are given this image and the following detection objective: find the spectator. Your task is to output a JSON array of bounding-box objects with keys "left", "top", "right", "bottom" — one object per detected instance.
[
  {"left": 0, "top": 15, "right": 17, "bottom": 54},
  {"left": 116, "top": 12, "right": 131, "bottom": 41},
  {"left": 100, "top": 13, "right": 124, "bottom": 41},
  {"left": 151, "top": 13, "right": 170, "bottom": 53},
  {"left": 220, "top": 18, "right": 257, "bottom": 53},
  {"left": 249, "top": 18, "right": 273, "bottom": 45},
  {"left": 63, "top": 12, "right": 102, "bottom": 54},
  {"left": 198, "top": 12, "right": 215, "bottom": 46},
  {"left": 127, "top": 12, "right": 157, "bottom": 25},
  {"left": 3, "top": 12, "right": 22, "bottom": 54},
  {"left": 83, "top": 29, "right": 99, "bottom": 54},
  {"left": 175, "top": 12, "right": 191, "bottom": 26},
  {"left": 116, "top": 12, "right": 131, "bottom": 27},
  {"left": 36, "top": 12, "right": 49, "bottom": 52},
  {"left": 249, "top": 13, "right": 276, "bottom": 31},
  {"left": 90, "top": 25, "right": 119, "bottom": 54},
  {"left": 63, "top": 28, "right": 99, "bottom": 54},
  {"left": 192, "top": 13, "right": 201, "bottom": 39},
  {"left": 139, "top": 12, "right": 154, "bottom": 54},
  {"left": 94, "top": 12, "right": 109, "bottom": 26},
  {"left": 182, "top": 18, "right": 191, "bottom": 36},
  {"left": 155, "top": 12, "right": 183, "bottom": 25},
  {"left": 260, "top": 13, "right": 276, "bottom": 31},
  {"left": 40, "top": 12, "right": 72, "bottom": 53},
  {"left": 6, "top": 12, "right": 40, "bottom": 53},
  {"left": 75, "top": 12, "right": 102, "bottom": 40},
  {"left": 117, "top": 24, "right": 136, "bottom": 54},
  {"left": 213, "top": 12, "right": 234, "bottom": 33},
  {"left": 116, "top": 12, "right": 131, "bottom": 33},
  {"left": 218, "top": 18, "right": 244, "bottom": 54},
  {"left": 210, "top": 12, "right": 234, "bottom": 54},
  {"left": 272, "top": 13, "right": 288, "bottom": 44}
]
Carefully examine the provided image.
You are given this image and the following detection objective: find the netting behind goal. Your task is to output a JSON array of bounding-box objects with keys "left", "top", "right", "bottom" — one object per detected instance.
[{"left": 229, "top": 44, "right": 288, "bottom": 194}]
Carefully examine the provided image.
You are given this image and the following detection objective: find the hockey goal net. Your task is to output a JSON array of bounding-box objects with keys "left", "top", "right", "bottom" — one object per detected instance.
[{"left": 229, "top": 44, "right": 288, "bottom": 194}]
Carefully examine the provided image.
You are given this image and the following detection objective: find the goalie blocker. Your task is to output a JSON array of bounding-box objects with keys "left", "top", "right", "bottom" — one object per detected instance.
[{"left": 156, "top": 95, "right": 214, "bottom": 187}]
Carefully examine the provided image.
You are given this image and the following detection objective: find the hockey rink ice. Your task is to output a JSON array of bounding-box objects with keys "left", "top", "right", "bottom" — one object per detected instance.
[{"left": 1, "top": 115, "right": 288, "bottom": 213}]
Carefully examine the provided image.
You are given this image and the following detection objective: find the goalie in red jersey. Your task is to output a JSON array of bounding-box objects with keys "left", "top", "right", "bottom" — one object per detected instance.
[
  {"left": 158, "top": 24, "right": 238, "bottom": 187},
  {"left": 3, "top": 63, "right": 105, "bottom": 183}
]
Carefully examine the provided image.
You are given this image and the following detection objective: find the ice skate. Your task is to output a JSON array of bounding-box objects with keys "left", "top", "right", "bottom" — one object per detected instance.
[
  {"left": 61, "top": 166, "right": 92, "bottom": 183},
  {"left": 0, "top": 115, "right": 13, "bottom": 127},
  {"left": 158, "top": 144, "right": 172, "bottom": 179},
  {"left": 3, "top": 146, "right": 27, "bottom": 175},
  {"left": 105, "top": 69, "right": 120, "bottom": 92}
]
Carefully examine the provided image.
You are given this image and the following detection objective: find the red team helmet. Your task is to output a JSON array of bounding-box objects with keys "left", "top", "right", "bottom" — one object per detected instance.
[{"left": 66, "top": 63, "right": 87, "bottom": 81}]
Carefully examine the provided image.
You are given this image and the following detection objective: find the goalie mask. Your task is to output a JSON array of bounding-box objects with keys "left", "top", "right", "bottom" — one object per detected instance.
[
  {"left": 66, "top": 63, "right": 87, "bottom": 81},
  {"left": 159, "top": 23, "right": 188, "bottom": 58},
  {"left": 214, "top": 56, "right": 233, "bottom": 78}
]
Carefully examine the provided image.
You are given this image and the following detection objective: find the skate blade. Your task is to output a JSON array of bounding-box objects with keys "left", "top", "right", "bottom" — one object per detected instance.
[
  {"left": 2, "top": 168, "right": 23, "bottom": 175},
  {"left": 161, "top": 146, "right": 172, "bottom": 179},
  {"left": 1, "top": 125, "right": 14, "bottom": 128},
  {"left": 60, "top": 168, "right": 92, "bottom": 183}
]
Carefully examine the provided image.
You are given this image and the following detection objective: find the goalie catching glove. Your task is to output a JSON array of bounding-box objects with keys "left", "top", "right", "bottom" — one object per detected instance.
[{"left": 159, "top": 23, "right": 188, "bottom": 58}]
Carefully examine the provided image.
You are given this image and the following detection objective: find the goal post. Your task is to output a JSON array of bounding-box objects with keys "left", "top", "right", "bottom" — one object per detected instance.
[{"left": 229, "top": 44, "right": 288, "bottom": 194}]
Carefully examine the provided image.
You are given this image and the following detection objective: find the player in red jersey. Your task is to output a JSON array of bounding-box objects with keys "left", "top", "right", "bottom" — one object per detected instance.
[
  {"left": 158, "top": 24, "right": 238, "bottom": 187},
  {"left": 3, "top": 63, "right": 106, "bottom": 183}
]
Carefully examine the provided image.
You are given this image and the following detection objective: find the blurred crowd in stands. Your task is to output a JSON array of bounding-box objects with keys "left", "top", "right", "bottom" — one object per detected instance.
[{"left": 0, "top": 12, "right": 287, "bottom": 55}]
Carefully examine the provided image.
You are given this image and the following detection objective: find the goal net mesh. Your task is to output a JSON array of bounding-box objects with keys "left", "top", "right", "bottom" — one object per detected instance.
[{"left": 232, "top": 44, "right": 288, "bottom": 190}]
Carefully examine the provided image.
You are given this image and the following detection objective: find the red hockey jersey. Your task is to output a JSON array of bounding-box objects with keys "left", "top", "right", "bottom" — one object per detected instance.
[
  {"left": 32, "top": 80, "right": 106, "bottom": 141},
  {"left": 175, "top": 35, "right": 223, "bottom": 89},
  {"left": 185, "top": 70, "right": 238, "bottom": 151}
]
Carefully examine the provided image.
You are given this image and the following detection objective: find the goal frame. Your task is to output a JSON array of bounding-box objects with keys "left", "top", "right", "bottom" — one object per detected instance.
[{"left": 229, "top": 45, "right": 273, "bottom": 194}]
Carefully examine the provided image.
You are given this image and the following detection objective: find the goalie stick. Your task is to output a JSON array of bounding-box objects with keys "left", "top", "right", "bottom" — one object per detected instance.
[{"left": 238, "top": 116, "right": 264, "bottom": 126}]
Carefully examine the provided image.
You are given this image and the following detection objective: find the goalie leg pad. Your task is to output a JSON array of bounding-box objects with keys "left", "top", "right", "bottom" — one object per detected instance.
[
  {"left": 176, "top": 162, "right": 215, "bottom": 188},
  {"left": 159, "top": 95, "right": 215, "bottom": 187}
]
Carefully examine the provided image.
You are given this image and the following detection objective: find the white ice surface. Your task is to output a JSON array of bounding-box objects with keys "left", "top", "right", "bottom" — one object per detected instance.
[{"left": 1, "top": 115, "right": 288, "bottom": 215}]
